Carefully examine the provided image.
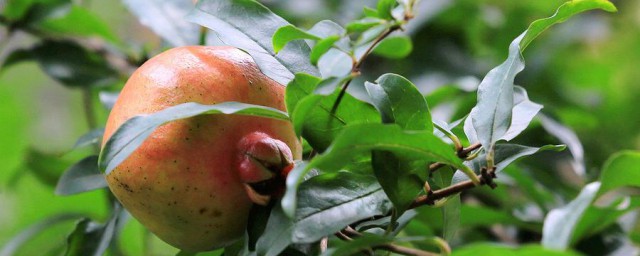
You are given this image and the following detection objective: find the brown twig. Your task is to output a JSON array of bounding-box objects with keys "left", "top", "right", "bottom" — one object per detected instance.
[{"left": 412, "top": 165, "right": 497, "bottom": 208}]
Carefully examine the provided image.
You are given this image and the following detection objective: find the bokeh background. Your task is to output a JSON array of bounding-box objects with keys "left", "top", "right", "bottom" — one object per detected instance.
[{"left": 0, "top": 0, "right": 638, "bottom": 255}]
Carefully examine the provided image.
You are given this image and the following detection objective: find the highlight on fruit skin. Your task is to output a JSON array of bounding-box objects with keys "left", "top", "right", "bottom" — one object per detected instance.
[{"left": 101, "top": 46, "right": 301, "bottom": 252}]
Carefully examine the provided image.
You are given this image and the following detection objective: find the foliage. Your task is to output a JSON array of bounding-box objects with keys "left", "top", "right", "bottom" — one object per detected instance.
[{"left": 1, "top": 0, "right": 639, "bottom": 255}]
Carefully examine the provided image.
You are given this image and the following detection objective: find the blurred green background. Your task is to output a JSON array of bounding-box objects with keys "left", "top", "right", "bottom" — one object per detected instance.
[{"left": 0, "top": 0, "right": 638, "bottom": 255}]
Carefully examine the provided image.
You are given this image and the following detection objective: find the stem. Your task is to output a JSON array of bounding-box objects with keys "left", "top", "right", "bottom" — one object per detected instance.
[
  {"left": 330, "top": 22, "right": 403, "bottom": 115},
  {"left": 81, "top": 88, "right": 99, "bottom": 152}
]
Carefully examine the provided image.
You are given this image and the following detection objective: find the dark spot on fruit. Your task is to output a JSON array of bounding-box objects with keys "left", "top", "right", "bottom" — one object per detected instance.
[
  {"left": 171, "top": 186, "right": 175, "bottom": 191},
  {"left": 211, "top": 209, "right": 222, "bottom": 218},
  {"left": 199, "top": 207, "right": 207, "bottom": 214}
]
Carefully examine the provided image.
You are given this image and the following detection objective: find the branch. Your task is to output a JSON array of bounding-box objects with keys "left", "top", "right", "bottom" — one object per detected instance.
[{"left": 413, "top": 166, "right": 496, "bottom": 208}]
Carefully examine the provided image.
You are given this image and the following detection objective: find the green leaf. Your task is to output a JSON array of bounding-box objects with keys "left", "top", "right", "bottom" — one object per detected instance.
[
  {"left": 540, "top": 115, "right": 585, "bottom": 178},
  {"left": 376, "top": 0, "right": 397, "bottom": 20},
  {"left": 365, "top": 73, "right": 432, "bottom": 131},
  {"left": 305, "top": 20, "right": 351, "bottom": 77},
  {"left": 452, "top": 144, "right": 566, "bottom": 184},
  {"left": 310, "top": 35, "right": 340, "bottom": 65},
  {"left": 187, "top": 0, "right": 319, "bottom": 85},
  {"left": 468, "top": 33, "right": 524, "bottom": 153},
  {"left": 365, "top": 73, "right": 433, "bottom": 214},
  {"left": 346, "top": 17, "right": 384, "bottom": 33},
  {"left": 99, "top": 102, "right": 289, "bottom": 175},
  {"left": 55, "top": 155, "right": 106, "bottom": 196},
  {"left": 98, "top": 91, "right": 119, "bottom": 110},
  {"left": 519, "top": 0, "right": 617, "bottom": 51},
  {"left": 571, "top": 197, "right": 640, "bottom": 245},
  {"left": 442, "top": 195, "right": 461, "bottom": 241},
  {"left": 69, "top": 128, "right": 104, "bottom": 152},
  {"left": 293, "top": 172, "right": 392, "bottom": 243},
  {"left": 255, "top": 206, "right": 294, "bottom": 256},
  {"left": 17, "top": 148, "right": 71, "bottom": 187},
  {"left": 469, "top": 0, "right": 615, "bottom": 155},
  {"left": 542, "top": 182, "right": 601, "bottom": 250},
  {"left": 597, "top": 151, "right": 640, "bottom": 196},
  {"left": 246, "top": 204, "right": 272, "bottom": 252},
  {"left": 285, "top": 73, "right": 322, "bottom": 121},
  {"left": 321, "top": 233, "right": 394, "bottom": 256},
  {"left": 1, "top": 49, "right": 33, "bottom": 71},
  {"left": 283, "top": 123, "right": 474, "bottom": 217},
  {"left": 64, "top": 212, "right": 120, "bottom": 256},
  {"left": 453, "top": 243, "right": 581, "bottom": 256},
  {"left": 33, "top": 5, "right": 118, "bottom": 42},
  {"left": 500, "top": 86, "right": 543, "bottom": 141},
  {"left": 371, "top": 36, "right": 413, "bottom": 59},
  {"left": 362, "top": 6, "right": 379, "bottom": 18},
  {"left": 30, "top": 40, "right": 118, "bottom": 88},
  {"left": 289, "top": 78, "right": 379, "bottom": 152},
  {"left": 272, "top": 25, "right": 320, "bottom": 53},
  {"left": 370, "top": 152, "right": 425, "bottom": 217},
  {"left": 122, "top": 0, "right": 202, "bottom": 46},
  {"left": 0, "top": 214, "right": 84, "bottom": 256},
  {"left": 2, "top": 0, "right": 38, "bottom": 20}
]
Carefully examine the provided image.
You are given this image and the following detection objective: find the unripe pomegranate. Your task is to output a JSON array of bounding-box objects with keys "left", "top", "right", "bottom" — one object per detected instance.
[{"left": 102, "top": 46, "right": 300, "bottom": 252}]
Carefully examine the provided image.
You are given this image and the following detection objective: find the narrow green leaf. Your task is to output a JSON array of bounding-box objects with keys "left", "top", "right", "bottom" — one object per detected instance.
[
  {"left": 500, "top": 86, "right": 543, "bottom": 141},
  {"left": 273, "top": 25, "right": 320, "bottom": 53},
  {"left": 542, "top": 182, "right": 601, "bottom": 250},
  {"left": 470, "top": 0, "right": 615, "bottom": 157},
  {"left": 98, "top": 91, "right": 119, "bottom": 110},
  {"left": 519, "top": 0, "right": 617, "bottom": 51},
  {"left": 540, "top": 115, "right": 585, "bottom": 178},
  {"left": 346, "top": 17, "right": 384, "bottom": 33},
  {"left": 187, "top": 0, "right": 319, "bottom": 85},
  {"left": 64, "top": 212, "right": 119, "bottom": 256},
  {"left": 283, "top": 123, "right": 474, "bottom": 217},
  {"left": 597, "top": 151, "right": 640, "bottom": 196},
  {"left": 99, "top": 102, "right": 289, "bottom": 175},
  {"left": 292, "top": 172, "right": 392, "bottom": 243},
  {"left": 362, "top": 6, "right": 380, "bottom": 18},
  {"left": 1, "top": 49, "right": 33, "bottom": 71},
  {"left": 19, "top": 148, "right": 71, "bottom": 187},
  {"left": 571, "top": 197, "right": 640, "bottom": 245},
  {"left": 469, "top": 33, "right": 524, "bottom": 153},
  {"left": 305, "top": 20, "right": 351, "bottom": 77},
  {"left": 69, "top": 128, "right": 104, "bottom": 152},
  {"left": 55, "top": 156, "right": 106, "bottom": 195},
  {"left": 372, "top": 36, "right": 413, "bottom": 59}
]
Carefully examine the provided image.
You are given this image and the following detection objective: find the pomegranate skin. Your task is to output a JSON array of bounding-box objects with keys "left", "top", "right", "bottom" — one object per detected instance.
[{"left": 102, "top": 46, "right": 300, "bottom": 252}]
